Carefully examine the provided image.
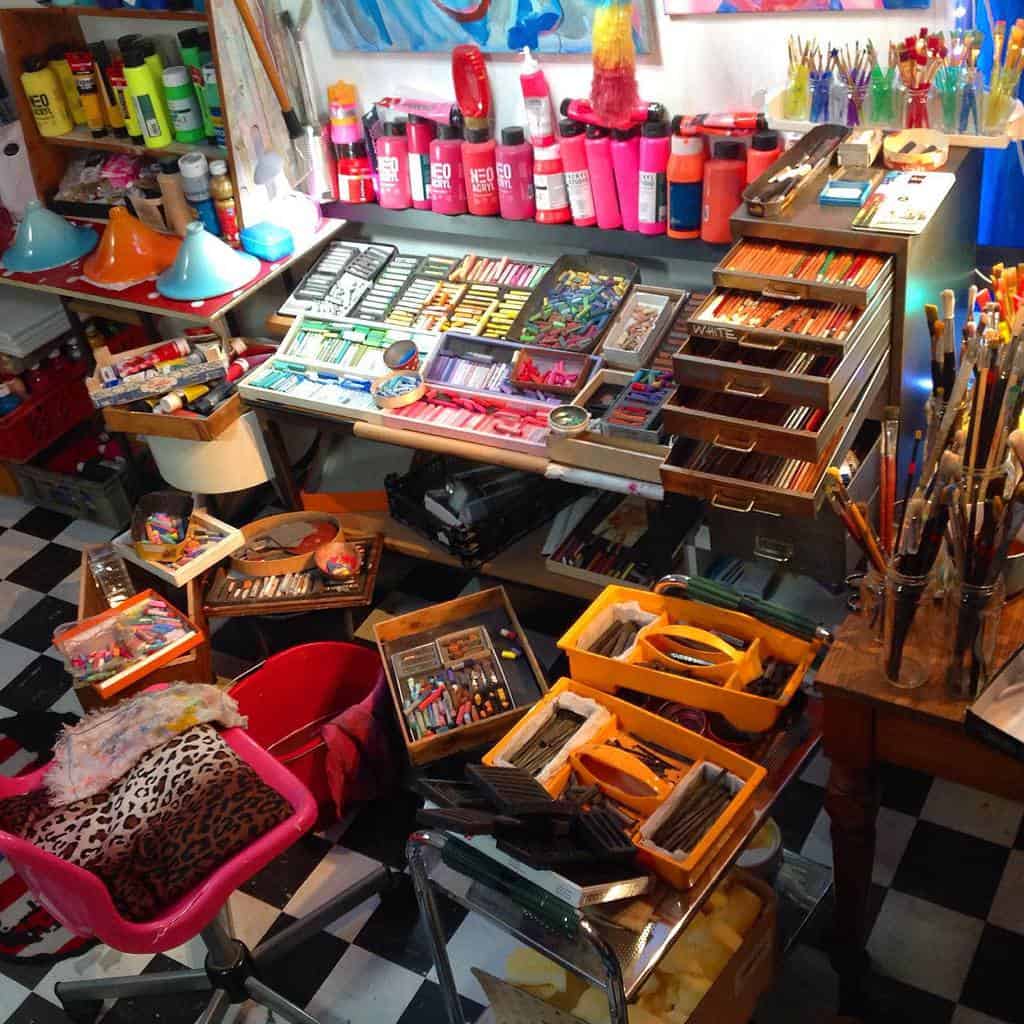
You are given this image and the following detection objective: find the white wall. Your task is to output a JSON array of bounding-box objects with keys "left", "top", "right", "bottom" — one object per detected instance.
[{"left": 299, "top": 0, "right": 955, "bottom": 127}]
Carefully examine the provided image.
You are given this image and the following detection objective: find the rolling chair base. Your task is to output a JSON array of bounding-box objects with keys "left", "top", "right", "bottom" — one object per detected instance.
[{"left": 55, "top": 865, "right": 397, "bottom": 1024}]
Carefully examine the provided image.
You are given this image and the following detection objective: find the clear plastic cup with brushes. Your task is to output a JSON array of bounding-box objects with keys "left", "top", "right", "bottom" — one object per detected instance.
[
  {"left": 783, "top": 64, "right": 811, "bottom": 120},
  {"left": 809, "top": 71, "right": 833, "bottom": 123}
]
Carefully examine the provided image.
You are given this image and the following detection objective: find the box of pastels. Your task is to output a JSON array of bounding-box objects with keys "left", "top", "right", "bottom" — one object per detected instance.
[
  {"left": 53, "top": 589, "right": 203, "bottom": 700},
  {"left": 558, "top": 585, "right": 822, "bottom": 733},
  {"left": 600, "top": 285, "right": 686, "bottom": 371},
  {"left": 508, "top": 255, "right": 639, "bottom": 353},
  {"left": 384, "top": 387, "right": 553, "bottom": 457},
  {"left": 483, "top": 677, "right": 765, "bottom": 889}
]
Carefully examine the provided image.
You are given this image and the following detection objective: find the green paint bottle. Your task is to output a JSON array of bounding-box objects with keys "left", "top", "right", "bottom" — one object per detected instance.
[
  {"left": 162, "top": 65, "right": 204, "bottom": 144},
  {"left": 177, "top": 28, "right": 214, "bottom": 141}
]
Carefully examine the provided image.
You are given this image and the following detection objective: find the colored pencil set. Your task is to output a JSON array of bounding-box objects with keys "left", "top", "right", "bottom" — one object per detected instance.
[
  {"left": 690, "top": 337, "right": 841, "bottom": 379},
  {"left": 698, "top": 291, "right": 861, "bottom": 341},
  {"left": 722, "top": 241, "right": 886, "bottom": 290},
  {"left": 680, "top": 388, "right": 826, "bottom": 433}
]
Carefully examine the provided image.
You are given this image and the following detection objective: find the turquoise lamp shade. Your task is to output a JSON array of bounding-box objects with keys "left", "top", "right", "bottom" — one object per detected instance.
[
  {"left": 156, "top": 221, "right": 261, "bottom": 301},
  {"left": 1, "top": 201, "right": 98, "bottom": 273}
]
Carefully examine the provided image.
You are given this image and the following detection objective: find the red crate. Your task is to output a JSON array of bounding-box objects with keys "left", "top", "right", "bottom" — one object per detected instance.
[{"left": 0, "top": 371, "right": 94, "bottom": 463}]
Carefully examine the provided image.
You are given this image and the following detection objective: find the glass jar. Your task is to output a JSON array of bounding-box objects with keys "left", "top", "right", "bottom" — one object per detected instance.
[
  {"left": 810, "top": 71, "right": 832, "bottom": 124},
  {"left": 933, "top": 74, "right": 962, "bottom": 133},
  {"left": 848, "top": 82, "right": 868, "bottom": 126},
  {"left": 904, "top": 84, "right": 932, "bottom": 129},
  {"left": 868, "top": 71, "right": 896, "bottom": 127},
  {"left": 945, "top": 576, "right": 1005, "bottom": 699},
  {"left": 858, "top": 568, "right": 886, "bottom": 649},
  {"left": 783, "top": 65, "right": 810, "bottom": 121},
  {"left": 882, "top": 568, "right": 940, "bottom": 689},
  {"left": 959, "top": 68, "right": 982, "bottom": 134},
  {"left": 829, "top": 79, "right": 851, "bottom": 125}
]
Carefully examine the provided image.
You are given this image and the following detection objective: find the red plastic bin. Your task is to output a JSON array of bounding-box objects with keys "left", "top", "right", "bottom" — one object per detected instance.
[
  {"left": 0, "top": 371, "right": 93, "bottom": 463},
  {"left": 229, "top": 642, "right": 386, "bottom": 816}
]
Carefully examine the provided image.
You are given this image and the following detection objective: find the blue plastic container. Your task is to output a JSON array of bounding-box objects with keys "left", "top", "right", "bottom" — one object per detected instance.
[{"left": 239, "top": 222, "right": 294, "bottom": 262}]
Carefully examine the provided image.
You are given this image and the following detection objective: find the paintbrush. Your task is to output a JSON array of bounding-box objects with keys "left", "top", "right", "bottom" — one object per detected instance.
[
  {"left": 941, "top": 289, "right": 957, "bottom": 395},
  {"left": 881, "top": 405, "right": 900, "bottom": 555},
  {"left": 897, "top": 429, "right": 923, "bottom": 546},
  {"left": 925, "top": 303, "right": 942, "bottom": 395}
]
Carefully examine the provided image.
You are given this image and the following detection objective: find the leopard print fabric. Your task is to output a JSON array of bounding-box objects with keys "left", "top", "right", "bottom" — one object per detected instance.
[{"left": 1, "top": 725, "right": 292, "bottom": 922}]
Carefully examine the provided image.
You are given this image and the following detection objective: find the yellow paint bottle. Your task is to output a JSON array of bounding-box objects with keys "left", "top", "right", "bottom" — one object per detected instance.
[
  {"left": 67, "top": 50, "right": 107, "bottom": 137},
  {"left": 20, "top": 57, "right": 73, "bottom": 138},
  {"left": 45, "top": 45, "right": 86, "bottom": 126},
  {"left": 123, "top": 46, "right": 172, "bottom": 149}
]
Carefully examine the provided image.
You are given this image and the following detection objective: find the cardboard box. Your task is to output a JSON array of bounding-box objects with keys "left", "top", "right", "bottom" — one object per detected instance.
[{"left": 374, "top": 587, "right": 548, "bottom": 765}]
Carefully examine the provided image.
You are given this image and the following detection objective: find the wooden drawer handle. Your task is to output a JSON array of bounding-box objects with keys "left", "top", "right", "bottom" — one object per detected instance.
[
  {"left": 711, "top": 494, "right": 755, "bottom": 513},
  {"left": 762, "top": 285, "right": 803, "bottom": 301},
  {"left": 712, "top": 433, "right": 757, "bottom": 453},
  {"left": 723, "top": 378, "right": 770, "bottom": 399},
  {"left": 738, "top": 335, "right": 784, "bottom": 352}
]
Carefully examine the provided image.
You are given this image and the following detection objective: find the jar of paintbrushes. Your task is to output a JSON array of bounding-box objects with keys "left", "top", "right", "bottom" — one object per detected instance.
[
  {"left": 945, "top": 575, "right": 1005, "bottom": 699},
  {"left": 883, "top": 567, "right": 942, "bottom": 689}
]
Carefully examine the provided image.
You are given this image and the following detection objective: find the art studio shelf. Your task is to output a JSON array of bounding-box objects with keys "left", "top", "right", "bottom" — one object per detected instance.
[
  {"left": 46, "top": 126, "right": 226, "bottom": 161},
  {"left": 13, "top": 5, "right": 207, "bottom": 20}
]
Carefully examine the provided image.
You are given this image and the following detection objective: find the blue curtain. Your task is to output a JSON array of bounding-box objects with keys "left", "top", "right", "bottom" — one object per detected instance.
[{"left": 978, "top": 0, "right": 1024, "bottom": 246}]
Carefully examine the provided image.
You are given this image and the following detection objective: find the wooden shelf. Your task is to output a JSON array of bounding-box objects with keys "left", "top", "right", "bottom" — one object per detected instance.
[
  {"left": 46, "top": 126, "right": 226, "bottom": 160},
  {"left": 324, "top": 201, "right": 731, "bottom": 265},
  {"left": 9, "top": 6, "right": 207, "bottom": 20},
  {"left": 335, "top": 510, "right": 602, "bottom": 601}
]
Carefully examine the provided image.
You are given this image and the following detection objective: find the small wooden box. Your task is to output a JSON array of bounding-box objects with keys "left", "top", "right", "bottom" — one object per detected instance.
[{"left": 374, "top": 587, "right": 548, "bottom": 765}]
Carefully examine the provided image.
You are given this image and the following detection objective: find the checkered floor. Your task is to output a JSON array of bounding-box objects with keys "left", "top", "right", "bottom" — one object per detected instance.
[{"left": 0, "top": 495, "right": 1021, "bottom": 1024}]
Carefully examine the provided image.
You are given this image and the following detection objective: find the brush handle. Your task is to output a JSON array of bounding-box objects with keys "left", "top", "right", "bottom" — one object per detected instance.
[{"left": 233, "top": 0, "right": 304, "bottom": 138}]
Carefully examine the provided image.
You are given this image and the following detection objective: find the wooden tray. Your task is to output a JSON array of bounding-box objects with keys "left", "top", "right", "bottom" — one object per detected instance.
[
  {"left": 101, "top": 393, "right": 244, "bottom": 442},
  {"left": 713, "top": 238, "right": 893, "bottom": 309},
  {"left": 232, "top": 511, "right": 343, "bottom": 577},
  {"left": 663, "top": 323, "right": 887, "bottom": 462},
  {"left": 599, "top": 285, "right": 686, "bottom": 371},
  {"left": 374, "top": 586, "right": 547, "bottom": 765},
  {"left": 660, "top": 353, "right": 889, "bottom": 519}
]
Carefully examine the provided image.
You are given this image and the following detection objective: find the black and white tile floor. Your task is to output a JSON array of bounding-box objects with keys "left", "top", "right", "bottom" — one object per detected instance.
[{"left": 0, "top": 495, "right": 1020, "bottom": 1024}]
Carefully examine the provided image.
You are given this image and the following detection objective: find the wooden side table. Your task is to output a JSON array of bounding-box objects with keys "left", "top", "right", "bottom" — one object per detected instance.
[{"left": 816, "top": 597, "right": 1024, "bottom": 1012}]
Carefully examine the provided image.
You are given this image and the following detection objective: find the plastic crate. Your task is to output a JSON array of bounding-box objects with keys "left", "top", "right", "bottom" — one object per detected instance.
[
  {"left": 12, "top": 461, "right": 136, "bottom": 528},
  {"left": 0, "top": 371, "right": 94, "bottom": 463},
  {"left": 385, "top": 455, "right": 577, "bottom": 567}
]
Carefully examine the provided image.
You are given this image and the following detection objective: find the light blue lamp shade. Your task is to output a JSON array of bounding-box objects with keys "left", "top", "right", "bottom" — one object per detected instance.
[
  {"left": 156, "top": 221, "right": 260, "bottom": 301},
  {"left": 1, "top": 201, "right": 98, "bottom": 273}
]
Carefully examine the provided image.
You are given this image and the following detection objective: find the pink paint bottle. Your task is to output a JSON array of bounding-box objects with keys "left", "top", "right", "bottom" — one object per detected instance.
[
  {"left": 610, "top": 126, "right": 640, "bottom": 231},
  {"left": 429, "top": 123, "right": 467, "bottom": 215},
  {"left": 407, "top": 114, "right": 435, "bottom": 210},
  {"left": 557, "top": 118, "right": 595, "bottom": 227},
  {"left": 377, "top": 120, "right": 411, "bottom": 210},
  {"left": 584, "top": 125, "right": 621, "bottom": 230},
  {"left": 638, "top": 120, "right": 670, "bottom": 235},
  {"left": 462, "top": 126, "right": 499, "bottom": 216},
  {"left": 495, "top": 126, "right": 534, "bottom": 220}
]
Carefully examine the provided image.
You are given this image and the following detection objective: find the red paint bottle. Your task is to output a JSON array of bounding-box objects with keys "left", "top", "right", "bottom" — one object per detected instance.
[
  {"left": 701, "top": 139, "right": 746, "bottom": 244},
  {"left": 462, "top": 126, "right": 499, "bottom": 217},
  {"left": 495, "top": 126, "right": 534, "bottom": 220}
]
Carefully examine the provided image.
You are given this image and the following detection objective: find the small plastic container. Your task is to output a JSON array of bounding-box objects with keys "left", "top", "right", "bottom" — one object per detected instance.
[
  {"left": 240, "top": 222, "right": 294, "bottom": 261},
  {"left": 87, "top": 545, "right": 137, "bottom": 608}
]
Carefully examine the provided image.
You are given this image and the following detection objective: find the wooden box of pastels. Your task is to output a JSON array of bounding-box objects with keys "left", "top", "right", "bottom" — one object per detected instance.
[
  {"left": 483, "top": 678, "right": 765, "bottom": 889},
  {"left": 558, "top": 585, "right": 822, "bottom": 733},
  {"left": 374, "top": 587, "right": 548, "bottom": 765},
  {"left": 662, "top": 242, "right": 893, "bottom": 518}
]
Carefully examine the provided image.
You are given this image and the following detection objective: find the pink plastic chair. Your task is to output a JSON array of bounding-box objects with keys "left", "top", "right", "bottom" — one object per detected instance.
[{"left": 0, "top": 719, "right": 395, "bottom": 1024}]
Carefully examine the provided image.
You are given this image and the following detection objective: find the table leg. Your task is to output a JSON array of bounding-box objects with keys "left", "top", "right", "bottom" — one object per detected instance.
[
  {"left": 254, "top": 409, "right": 302, "bottom": 511},
  {"left": 822, "top": 695, "right": 879, "bottom": 1015}
]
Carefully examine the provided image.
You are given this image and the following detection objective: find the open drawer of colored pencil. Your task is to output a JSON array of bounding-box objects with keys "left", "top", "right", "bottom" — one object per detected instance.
[{"left": 715, "top": 239, "right": 893, "bottom": 309}]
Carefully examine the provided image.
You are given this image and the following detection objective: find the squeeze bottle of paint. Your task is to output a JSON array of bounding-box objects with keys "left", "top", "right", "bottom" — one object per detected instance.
[
  {"left": 519, "top": 47, "right": 554, "bottom": 147},
  {"left": 407, "top": 114, "right": 434, "bottom": 210},
  {"left": 337, "top": 141, "right": 375, "bottom": 204},
  {"left": 495, "top": 126, "right": 534, "bottom": 220},
  {"left": 584, "top": 125, "right": 621, "bottom": 230},
  {"left": 178, "top": 150, "right": 219, "bottom": 234},
  {"left": 558, "top": 118, "right": 595, "bottom": 227},
  {"left": 377, "top": 120, "right": 411, "bottom": 210},
  {"left": 429, "top": 124, "right": 467, "bottom": 215},
  {"left": 45, "top": 45, "right": 85, "bottom": 126},
  {"left": 461, "top": 126, "right": 499, "bottom": 217},
  {"left": 67, "top": 51, "right": 107, "bottom": 137},
  {"left": 701, "top": 139, "right": 745, "bottom": 244},
  {"left": 202, "top": 63, "right": 225, "bottom": 147},
  {"left": 532, "top": 144, "right": 570, "bottom": 224},
  {"left": 91, "top": 44, "right": 126, "bottom": 138},
  {"left": 746, "top": 129, "right": 782, "bottom": 184},
  {"left": 139, "top": 39, "right": 172, "bottom": 129},
  {"left": 157, "top": 157, "right": 196, "bottom": 235},
  {"left": 328, "top": 81, "right": 362, "bottom": 145},
  {"left": 20, "top": 57, "right": 72, "bottom": 138},
  {"left": 123, "top": 47, "right": 172, "bottom": 148},
  {"left": 610, "top": 126, "right": 640, "bottom": 231},
  {"left": 176, "top": 29, "right": 214, "bottom": 140},
  {"left": 638, "top": 121, "right": 670, "bottom": 235},
  {"left": 667, "top": 133, "right": 704, "bottom": 240},
  {"left": 162, "top": 65, "right": 204, "bottom": 144}
]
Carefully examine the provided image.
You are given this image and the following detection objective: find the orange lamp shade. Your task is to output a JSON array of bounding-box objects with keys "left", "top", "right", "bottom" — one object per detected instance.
[{"left": 82, "top": 206, "right": 182, "bottom": 290}]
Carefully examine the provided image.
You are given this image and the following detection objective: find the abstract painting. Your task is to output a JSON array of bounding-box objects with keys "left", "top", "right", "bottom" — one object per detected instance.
[
  {"left": 322, "top": 0, "right": 655, "bottom": 54},
  {"left": 664, "top": 0, "right": 927, "bottom": 12}
]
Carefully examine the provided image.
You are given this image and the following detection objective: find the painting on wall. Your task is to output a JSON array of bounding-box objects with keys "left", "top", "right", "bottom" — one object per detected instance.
[
  {"left": 664, "top": 0, "right": 927, "bottom": 12},
  {"left": 321, "top": 0, "right": 656, "bottom": 54}
]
